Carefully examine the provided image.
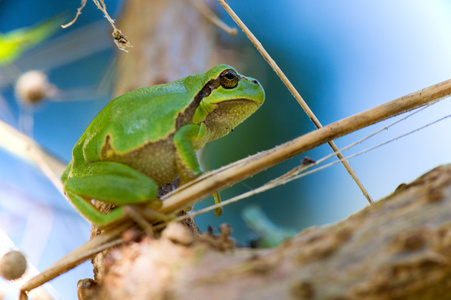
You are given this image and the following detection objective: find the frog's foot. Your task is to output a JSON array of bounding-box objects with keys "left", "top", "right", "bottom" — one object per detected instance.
[
  {"left": 65, "top": 161, "right": 160, "bottom": 205},
  {"left": 123, "top": 206, "right": 154, "bottom": 237},
  {"left": 138, "top": 205, "right": 172, "bottom": 222},
  {"left": 64, "top": 161, "right": 161, "bottom": 227},
  {"left": 212, "top": 192, "right": 223, "bottom": 216},
  {"left": 177, "top": 180, "right": 222, "bottom": 216},
  {"left": 124, "top": 204, "right": 175, "bottom": 237},
  {"left": 66, "top": 192, "right": 127, "bottom": 228}
]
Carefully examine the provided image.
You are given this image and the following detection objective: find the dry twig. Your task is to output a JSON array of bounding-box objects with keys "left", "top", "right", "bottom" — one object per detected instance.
[
  {"left": 159, "top": 78, "right": 451, "bottom": 215},
  {"left": 217, "top": 0, "right": 373, "bottom": 203},
  {"left": 62, "top": 0, "right": 132, "bottom": 52}
]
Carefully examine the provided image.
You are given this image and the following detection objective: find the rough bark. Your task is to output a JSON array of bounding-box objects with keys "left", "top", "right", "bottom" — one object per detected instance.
[{"left": 88, "top": 164, "right": 451, "bottom": 300}]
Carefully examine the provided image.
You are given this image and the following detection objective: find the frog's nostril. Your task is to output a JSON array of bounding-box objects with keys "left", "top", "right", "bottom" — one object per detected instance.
[{"left": 252, "top": 80, "right": 259, "bottom": 85}]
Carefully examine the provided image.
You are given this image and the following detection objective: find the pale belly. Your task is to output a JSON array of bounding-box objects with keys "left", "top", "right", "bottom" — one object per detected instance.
[{"left": 101, "top": 137, "right": 179, "bottom": 186}]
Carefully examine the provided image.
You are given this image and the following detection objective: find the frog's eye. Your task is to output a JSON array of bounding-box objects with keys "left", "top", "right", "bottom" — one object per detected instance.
[{"left": 219, "top": 69, "right": 239, "bottom": 89}]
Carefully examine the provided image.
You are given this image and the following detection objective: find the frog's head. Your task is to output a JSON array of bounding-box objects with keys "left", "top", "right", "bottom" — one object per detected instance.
[{"left": 193, "top": 64, "right": 265, "bottom": 141}]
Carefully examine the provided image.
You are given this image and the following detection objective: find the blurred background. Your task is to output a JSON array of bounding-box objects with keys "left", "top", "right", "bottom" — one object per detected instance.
[{"left": 0, "top": 0, "right": 450, "bottom": 299}]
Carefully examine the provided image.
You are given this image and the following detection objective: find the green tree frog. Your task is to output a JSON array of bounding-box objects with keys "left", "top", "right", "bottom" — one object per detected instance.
[{"left": 61, "top": 64, "right": 265, "bottom": 227}]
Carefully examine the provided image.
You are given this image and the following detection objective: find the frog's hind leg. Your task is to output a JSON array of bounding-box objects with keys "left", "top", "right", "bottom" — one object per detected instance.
[
  {"left": 64, "top": 161, "right": 160, "bottom": 227},
  {"left": 65, "top": 191, "right": 126, "bottom": 227}
]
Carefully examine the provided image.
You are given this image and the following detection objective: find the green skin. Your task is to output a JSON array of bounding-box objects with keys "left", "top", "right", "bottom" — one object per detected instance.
[{"left": 61, "top": 64, "right": 265, "bottom": 227}]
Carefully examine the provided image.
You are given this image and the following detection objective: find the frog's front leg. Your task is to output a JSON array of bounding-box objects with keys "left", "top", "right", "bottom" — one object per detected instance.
[
  {"left": 173, "top": 123, "right": 223, "bottom": 216},
  {"left": 173, "top": 123, "right": 206, "bottom": 182},
  {"left": 63, "top": 161, "right": 160, "bottom": 227}
]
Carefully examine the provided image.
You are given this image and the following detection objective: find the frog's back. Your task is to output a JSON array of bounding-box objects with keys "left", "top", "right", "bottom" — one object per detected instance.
[{"left": 77, "top": 77, "right": 201, "bottom": 163}]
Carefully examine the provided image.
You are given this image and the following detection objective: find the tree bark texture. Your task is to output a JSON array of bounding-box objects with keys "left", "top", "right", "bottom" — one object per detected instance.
[{"left": 86, "top": 164, "right": 451, "bottom": 300}]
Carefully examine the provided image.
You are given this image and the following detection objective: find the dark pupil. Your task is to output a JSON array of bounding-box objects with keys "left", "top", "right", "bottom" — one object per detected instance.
[{"left": 224, "top": 72, "right": 235, "bottom": 80}]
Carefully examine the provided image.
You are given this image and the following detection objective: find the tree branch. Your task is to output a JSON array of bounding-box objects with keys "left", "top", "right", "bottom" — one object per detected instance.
[
  {"left": 159, "top": 79, "right": 451, "bottom": 215},
  {"left": 95, "top": 164, "right": 451, "bottom": 299}
]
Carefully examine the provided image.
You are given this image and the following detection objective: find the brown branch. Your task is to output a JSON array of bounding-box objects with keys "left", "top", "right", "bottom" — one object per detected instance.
[
  {"left": 94, "top": 164, "right": 451, "bottom": 299},
  {"left": 19, "top": 223, "right": 129, "bottom": 295},
  {"left": 159, "top": 78, "right": 451, "bottom": 215}
]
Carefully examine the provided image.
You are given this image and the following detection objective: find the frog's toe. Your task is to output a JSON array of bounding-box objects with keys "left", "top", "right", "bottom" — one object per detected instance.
[{"left": 147, "top": 198, "right": 163, "bottom": 209}]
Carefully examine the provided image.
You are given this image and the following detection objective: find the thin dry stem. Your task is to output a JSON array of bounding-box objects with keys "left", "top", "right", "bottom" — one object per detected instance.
[
  {"left": 93, "top": 0, "right": 132, "bottom": 52},
  {"left": 166, "top": 111, "right": 451, "bottom": 224},
  {"left": 0, "top": 120, "right": 66, "bottom": 186},
  {"left": 62, "top": 0, "right": 132, "bottom": 51},
  {"left": 217, "top": 0, "right": 372, "bottom": 203},
  {"left": 159, "top": 78, "right": 451, "bottom": 214},
  {"left": 61, "top": 0, "right": 87, "bottom": 28},
  {"left": 26, "top": 145, "right": 64, "bottom": 194},
  {"left": 20, "top": 223, "right": 128, "bottom": 294}
]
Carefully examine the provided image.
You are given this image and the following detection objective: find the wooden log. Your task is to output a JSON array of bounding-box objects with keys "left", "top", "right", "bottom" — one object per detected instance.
[{"left": 92, "top": 164, "right": 451, "bottom": 300}]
